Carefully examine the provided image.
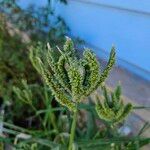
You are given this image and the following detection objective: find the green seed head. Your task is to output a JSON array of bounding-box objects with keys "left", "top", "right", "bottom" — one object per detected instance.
[
  {"left": 30, "top": 38, "right": 116, "bottom": 111},
  {"left": 95, "top": 85, "right": 132, "bottom": 125}
]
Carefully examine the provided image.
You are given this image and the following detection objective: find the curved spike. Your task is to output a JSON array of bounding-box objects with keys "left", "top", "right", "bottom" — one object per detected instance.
[
  {"left": 116, "top": 103, "right": 132, "bottom": 123},
  {"left": 113, "top": 102, "right": 124, "bottom": 119},
  {"left": 46, "top": 47, "right": 71, "bottom": 93},
  {"left": 63, "top": 37, "right": 75, "bottom": 54},
  {"left": 46, "top": 47, "right": 57, "bottom": 71},
  {"left": 103, "top": 86, "right": 111, "bottom": 106},
  {"left": 57, "top": 55, "right": 71, "bottom": 92},
  {"left": 96, "top": 104, "right": 115, "bottom": 123},
  {"left": 63, "top": 37, "right": 77, "bottom": 63},
  {"left": 97, "top": 47, "right": 116, "bottom": 86},
  {"left": 82, "top": 49, "right": 100, "bottom": 90},
  {"left": 68, "top": 64, "right": 84, "bottom": 102},
  {"left": 83, "top": 47, "right": 115, "bottom": 97}
]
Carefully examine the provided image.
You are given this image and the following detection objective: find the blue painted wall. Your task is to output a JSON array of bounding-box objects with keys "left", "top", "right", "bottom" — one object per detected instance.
[
  {"left": 18, "top": 0, "right": 150, "bottom": 78},
  {"left": 18, "top": 0, "right": 47, "bottom": 9},
  {"left": 56, "top": 0, "right": 150, "bottom": 74}
]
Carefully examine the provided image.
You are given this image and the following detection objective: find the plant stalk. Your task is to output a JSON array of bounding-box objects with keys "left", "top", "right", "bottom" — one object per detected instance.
[{"left": 68, "top": 107, "right": 78, "bottom": 150}]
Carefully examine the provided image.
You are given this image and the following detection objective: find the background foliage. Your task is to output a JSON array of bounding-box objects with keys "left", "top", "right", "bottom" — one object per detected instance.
[{"left": 0, "top": 0, "right": 68, "bottom": 123}]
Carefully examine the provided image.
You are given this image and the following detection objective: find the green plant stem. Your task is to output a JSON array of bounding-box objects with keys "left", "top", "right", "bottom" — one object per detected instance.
[
  {"left": 43, "top": 84, "right": 58, "bottom": 132},
  {"left": 106, "top": 123, "right": 118, "bottom": 138},
  {"left": 68, "top": 107, "right": 78, "bottom": 150}
]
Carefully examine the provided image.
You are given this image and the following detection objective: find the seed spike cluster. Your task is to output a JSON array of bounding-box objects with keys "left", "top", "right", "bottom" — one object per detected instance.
[
  {"left": 95, "top": 85, "right": 132, "bottom": 125},
  {"left": 29, "top": 37, "right": 115, "bottom": 111},
  {"left": 13, "top": 80, "right": 33, "bottom": 105}
]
